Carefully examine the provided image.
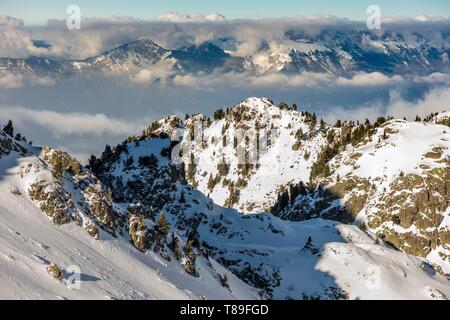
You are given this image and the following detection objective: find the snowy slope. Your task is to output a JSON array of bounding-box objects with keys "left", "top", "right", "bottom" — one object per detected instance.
[{"left": 0, "top": 134, "right": 258, "bottom": 300}]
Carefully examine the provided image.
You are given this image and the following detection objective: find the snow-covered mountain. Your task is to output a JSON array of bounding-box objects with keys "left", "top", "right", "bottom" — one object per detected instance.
[
  {"left": 147, "top": 98, "right": 449, "bottom": 277},
  {"left": 1, "top": 28, "right": 449, "bottom": 78},
  {"left": 0, "top": 98, "right": 449, "bottom": 299}
]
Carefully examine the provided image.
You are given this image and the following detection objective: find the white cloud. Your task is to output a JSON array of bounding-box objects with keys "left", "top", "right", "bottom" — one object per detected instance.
[
  {"left": 386, "top": 86, "right": 450, "bottom": 119},
  {"left": 323, "top": 86, "right": 450, "bottom": 123},
  {"left": 336, "top": 72, "right": 404, "bottom": 87},
  {"left": 172, "top": 71, "right": 407, "bottom": 89},
  {"left": 0, "top": 71, "right": 55, "bottom": 89},
  {"left": 129, "top": 63, "right": 174, "bottom": 84},
  {"left": 0, "top": 71, "right": 23, "bottom": 88},
  {"left": 0, "top": 106, "right": 145, "bottom": 137},
  {"left": 413, "top": 72, "right": 450, "bottom": 84},
  {"left": 0, "top": 16, "right": 23, "bottom": 29}
]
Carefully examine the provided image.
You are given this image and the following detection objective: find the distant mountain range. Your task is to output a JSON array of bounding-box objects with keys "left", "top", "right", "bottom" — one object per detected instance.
[{"left": 1, "top": 29, "right": 449, "bottom": 78}]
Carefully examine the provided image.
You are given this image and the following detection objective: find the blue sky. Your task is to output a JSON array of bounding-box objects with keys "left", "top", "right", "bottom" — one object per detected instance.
[{"left": 2, "top": 0, "right": 449, "bottom": 25}]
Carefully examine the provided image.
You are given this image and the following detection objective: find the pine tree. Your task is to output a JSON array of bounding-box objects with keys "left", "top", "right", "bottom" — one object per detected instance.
[
  {"left": 311, "top": 113, "right": 317, "bottom": 126},
  {"left": 179, "top": 190, "right": 186, "bottom": 203},
  {"left": 217, "top": 157, "right": 229, "bottom": 176},
  {"left": 303, "top": 151, "right": 310, "bottom": 160},
  {"left": 187, "top": 228, "right": 200, "bottom": 248},
  {"left": 207, "top": 173, "right": 219, "bottom": 190},
  {"left": 213, "top": 109, "right": 225, "bottom": 121},
  {"left": 187, "top": 152, "right": 196, "bottom": 182},
  {"left": 157, "top": 212, "right": 170, "bottom": 237},
  {"left": 102, "top": 145, "right": 113, "bottom": 162},
  {"left": 183, "top": 240, "right": 197, "bottom": 275},
  {"left": 219, "top": 273, "right": 230, "bottom": 289},
  {"left": 320, "top": 118, "right": 326, "bottom": 130},
  {"left": 278, "top": 101, "right": 289, "bottom": 110},
  {"left": 3, "top": 120, "right": 13, "bottom": 137},
  {"left": 107, "top": 187, "right": 113, "bottom": 203},
  {"left": 169, "top": 233, "right": 182, "bottom": 260},
  {"left": 124, "top": 156, "right": 134, "bottom": 169},
  {"left": 323, "top": 164, "right": 331, "bottom": 177}
]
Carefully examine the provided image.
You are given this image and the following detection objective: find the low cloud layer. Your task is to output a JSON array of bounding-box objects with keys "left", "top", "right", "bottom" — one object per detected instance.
[
  {"left": 169, "top": 71, "right": 449, "bottom": 89},
  {"left": 0, "top": 106, "right": 146, "bottom": 137},
  {"left": 0, "top": 71, "right": 55, "bottom": 89},
  {"left": 324, "top": 86, "right": 450, "bottom": 123}
]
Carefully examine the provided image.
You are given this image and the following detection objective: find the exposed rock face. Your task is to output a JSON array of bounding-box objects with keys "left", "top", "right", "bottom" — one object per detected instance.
[
  {"left": 366, "top": 166, "right": 449, "bottom": 258},
  {"left": 26, "top": 148, "right": 119, "bottom": 239},
  {"left": 128, "top": 213, "right": 149, "bottom": 251},
  {"left": 327, "top": 176, "right": 371, "bottom": 221},
  {"left": 382, "top": 229, "right": 432, "bottom": 257},
  {"left": 84, "top": 220, "right": 100, "bottom": 240},
  {"left": 28, "top": 180, "right": 71, "bottom": 225},
  {"left": 322, "top": 120, "right": 449, "bottom": 270}
]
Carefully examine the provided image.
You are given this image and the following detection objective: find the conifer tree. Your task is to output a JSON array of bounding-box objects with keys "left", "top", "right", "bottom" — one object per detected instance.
[
  {"left": 157, "top": 212, "right": 170, "bottom": 237},
  {"left": 320, "top": 118, "right": 326, "bottom": 130},
  {"left": 102, "top": 145, "right": 113, "bottom": 162},
  {"left": 179, "top": 190, "right": 186, "bottom": 203},
  {"left": 170, "top": 233, "right": 182, "bottom": 260},
  {"left": 183, "top": 240, "right": 197, "bottom": 275},
  {"left": 219, "top": 273, "right": 230, "bottom": 289},
  {"left": 3, "top": 120, "right": 13, "bottom": 137}
]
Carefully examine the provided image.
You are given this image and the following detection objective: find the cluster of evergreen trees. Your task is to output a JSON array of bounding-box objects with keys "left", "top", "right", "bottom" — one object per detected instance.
[
  {"left": 147, "top": 211, "right": 199, "bottom": 276},
  {"left": 272, "top": 182, "right": 308, "bottom": 213},
  {"left": 213, "top": 107, "right": 232, "bottom": 121},
  {"left": 2, "top": 120, "right": 13, "bottom": 137},
  {"left": 278, "top": 102, "right": 298, "bottom": 111},
  {"left": 309, "top": 116, "right": 391, "bottom": 181},
  {"left": 2, "top": 119, "right": 29, "bottom": 143},
  {"left": 167, "top": 221, "right": 199, "bottom": 276}
]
